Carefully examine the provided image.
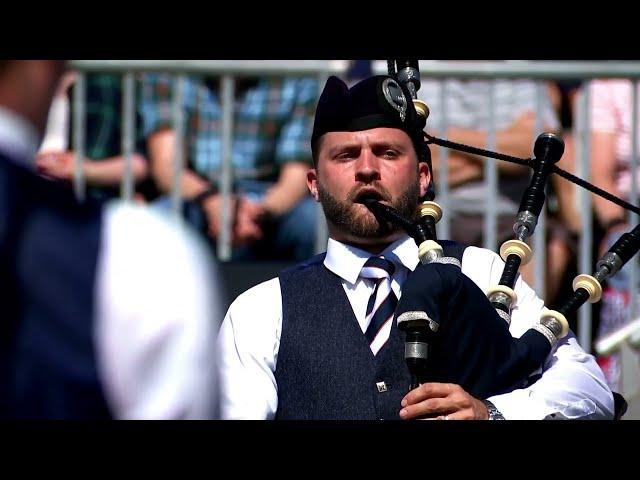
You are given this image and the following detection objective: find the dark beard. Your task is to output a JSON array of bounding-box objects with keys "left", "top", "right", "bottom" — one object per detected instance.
[{"left": 317, "top": 180, "right": 420, "bottom": 240}]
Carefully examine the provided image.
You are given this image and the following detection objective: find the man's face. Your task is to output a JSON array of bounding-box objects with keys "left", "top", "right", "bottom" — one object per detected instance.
[{"left": 308, "top": 127, "right": 430, "bottom": 246}]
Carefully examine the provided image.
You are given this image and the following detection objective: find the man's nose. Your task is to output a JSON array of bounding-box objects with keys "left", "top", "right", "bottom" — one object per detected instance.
[{"left": 354, "top": 149, "right": 381, "bottom": 184}]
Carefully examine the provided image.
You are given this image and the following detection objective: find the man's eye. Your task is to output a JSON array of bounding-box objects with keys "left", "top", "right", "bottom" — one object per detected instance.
[{"left": 383, "top": 150, "right": 398, "bottom": 158}]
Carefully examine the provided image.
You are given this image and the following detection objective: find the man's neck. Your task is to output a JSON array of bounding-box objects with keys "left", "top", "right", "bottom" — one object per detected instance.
[
  {"left": 340, "top": 240, "right": 389, "bottom": 254},
  {"left": 330, "top": 232, "right": 405, "bottom": 255}
]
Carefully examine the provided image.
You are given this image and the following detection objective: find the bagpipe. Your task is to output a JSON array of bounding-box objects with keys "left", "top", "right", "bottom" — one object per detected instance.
[{"left": 372, "top": 60, "right": 636, "bottom": 415}]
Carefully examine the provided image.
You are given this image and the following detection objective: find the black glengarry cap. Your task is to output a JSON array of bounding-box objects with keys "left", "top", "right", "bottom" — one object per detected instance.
[{"left": 310, "top": 75, "right": 431, "bottom": 184}]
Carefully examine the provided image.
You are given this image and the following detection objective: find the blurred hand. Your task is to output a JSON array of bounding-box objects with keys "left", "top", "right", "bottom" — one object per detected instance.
[
  {"left": 201, "top": 194, "right": 265, "bottom": 247},
  {"left": 36, "top": 151, "right": 76, "bottom": 181},
  {"left": 233, "top": 198, "right": 265, "bottom": 247}
]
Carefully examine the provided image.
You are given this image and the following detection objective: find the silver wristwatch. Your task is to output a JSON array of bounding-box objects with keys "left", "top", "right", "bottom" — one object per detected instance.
[{"left": 482, "top": 400, "right": 505, "bottom": 420}]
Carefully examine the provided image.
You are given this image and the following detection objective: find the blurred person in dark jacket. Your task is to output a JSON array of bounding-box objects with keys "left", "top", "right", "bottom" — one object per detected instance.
[{"left": 0, "top": 60, "right": 220, "bottom": 419}]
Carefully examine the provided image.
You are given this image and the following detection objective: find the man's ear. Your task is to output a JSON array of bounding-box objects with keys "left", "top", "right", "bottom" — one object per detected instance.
[
  {"left": 307, "top": 168, "right": 319, "bottom": 201},
  {"left": 418, "top": 162, "right": 431, "bottom": 198}
]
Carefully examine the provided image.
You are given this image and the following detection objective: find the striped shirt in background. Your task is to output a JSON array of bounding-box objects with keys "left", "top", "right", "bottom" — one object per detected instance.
[
  {"left": 79, "top": 74, "right": 148, "bottom": 162},
  {"left": 139, "top": 74, "right": 318, "bottom": 186},
  {"left": 418, "top": 79, "right": 559, "bottom": 215},
  {"left": 42, "top": 73, "right": 151, "bottom": 201}
]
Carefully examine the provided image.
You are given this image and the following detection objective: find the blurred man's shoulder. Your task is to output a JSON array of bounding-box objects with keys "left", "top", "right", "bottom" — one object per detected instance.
[{"left": 103, "top": 201, "right": 213, "bottom": 265}]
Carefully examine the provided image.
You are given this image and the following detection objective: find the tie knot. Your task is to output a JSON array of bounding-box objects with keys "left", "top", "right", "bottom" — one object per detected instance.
[{"left": 361, "top": 256, "right": 396, "bottom": 280}]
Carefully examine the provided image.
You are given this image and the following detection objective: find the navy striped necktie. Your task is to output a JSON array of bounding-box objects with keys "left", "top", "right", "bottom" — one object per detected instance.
[{"left": 360, "top": 256, "right": 398, "bottom": 354}]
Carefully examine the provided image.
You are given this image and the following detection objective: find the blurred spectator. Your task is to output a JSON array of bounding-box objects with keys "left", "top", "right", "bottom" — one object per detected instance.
[
  {"left": 589, "top": 78, "right": 640, "bottom": 391},
  {"left": 417, "top": 76, "right": 560, "bottom": 249},
  {"left": 0, "top": 61, "right": 220, "bottom": 419},
  {"left": 36, "top": 71, "right": 156, "bottom": 202},
  {"left": 139, "top": 73, "right": 318, "bottom": 261}
]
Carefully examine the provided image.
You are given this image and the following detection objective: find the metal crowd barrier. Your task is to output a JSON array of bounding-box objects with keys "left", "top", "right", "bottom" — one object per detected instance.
[
  {"left": 371, "top": 61, "right": 640, "bottom": 353},
  {"left": 69, "top": 60, "right": 349, "bottom": 259},
  {"left": 69, "top": 60, "right": 640, "bottom": 353}
]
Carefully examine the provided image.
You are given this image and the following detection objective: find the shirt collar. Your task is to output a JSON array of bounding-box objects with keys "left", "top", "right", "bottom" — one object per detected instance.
[
  {"left": 0, "top": 106, "right": 41, "bottom": 168},
  {"left": 324, "top": 234, "right": 420, "bottom": 285}
]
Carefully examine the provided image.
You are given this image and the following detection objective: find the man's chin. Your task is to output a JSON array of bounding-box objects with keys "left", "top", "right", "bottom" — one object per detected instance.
[
  {"left": 349, "top": 207, "right": 380, "bottom": 228},
  {"left": 319, "top": 192, "right": 406, "bottom": 240},
  {"left": 351, "top": 202, "right": 376, "bottom": 216},
  {"left": 346, "top": 213, "right": 397, "bottom": 239}
]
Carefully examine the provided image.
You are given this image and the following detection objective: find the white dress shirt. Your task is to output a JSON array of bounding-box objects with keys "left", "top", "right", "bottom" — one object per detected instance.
[
  {"left": 218, "top": 235, "right": 615, "bottom": 420},
  {"left": 96, "top": 202, "right": 220, "bottom": 419}
]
